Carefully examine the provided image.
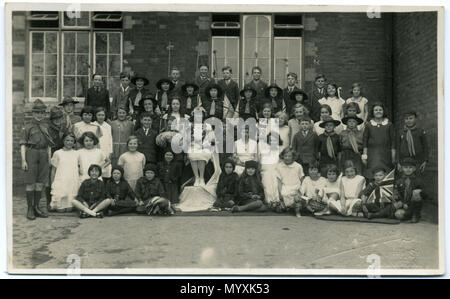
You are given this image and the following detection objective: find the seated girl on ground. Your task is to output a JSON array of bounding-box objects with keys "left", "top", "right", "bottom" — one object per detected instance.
[
  {"left": 214, "top": 159, "right": 239, "bottom": 210},
  {"left": 103, "top": 165, "right": 139, "bottom": 216}
]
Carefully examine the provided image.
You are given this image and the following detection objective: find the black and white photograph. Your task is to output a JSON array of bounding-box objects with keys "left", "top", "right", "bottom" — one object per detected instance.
[{"left": 3, "top": 2, "right": 445, "bottom": 276}]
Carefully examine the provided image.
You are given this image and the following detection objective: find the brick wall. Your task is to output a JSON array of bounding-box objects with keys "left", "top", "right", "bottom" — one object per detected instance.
[
  {"left": 303, "top": 13, "right": 393, "bottom": 113},
  {"left": 392, "top": 12, "right": 438, "bottom": 202},
  {"left": 123, "top": 12, "right": 211, "bottom": 93}
]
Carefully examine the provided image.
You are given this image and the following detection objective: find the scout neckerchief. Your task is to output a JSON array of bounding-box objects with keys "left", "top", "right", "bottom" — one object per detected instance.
[
  {"left": 244, "top": 98, "right": 251, "bottom": 114},
  {"left": 347, "top": 128, "right": 359, "bottom": 154},
  {"left": 134, "top": 88, "right": 143, "bottom": 107},
  {"left": 34, "top": 119, "right": 55, "bottom": 147},
  {"left": 270, "top": 97, "right": 278, "bottom": 110},
  {"left": 186, "top": 93, "right": 194, "bottom": 110},
  {"left": 161, "top": 91, "right": 169, "bottom": 112},
  {"left": 404, "top": 175, "right": 413, "bottom": 203},
  {"left": 404, "top": 124, "right": 417, "bottom": 157},
  {"left": 323, "top": 131, "right": 336, "bottom": 159}
]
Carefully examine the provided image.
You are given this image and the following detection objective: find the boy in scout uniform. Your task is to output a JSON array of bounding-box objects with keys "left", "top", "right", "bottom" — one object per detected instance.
[{"left": 20, "top": 99, "right": 54, "bottom": 220}]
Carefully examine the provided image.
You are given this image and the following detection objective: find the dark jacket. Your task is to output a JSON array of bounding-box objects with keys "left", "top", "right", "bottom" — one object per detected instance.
[
  {"left": 195, "top": 76, "right": 213, "bottom": 97},
  {"left": 202, "top": 96, "right": 225, "bottom": 120},
  {"left": 397, "top": 126, "right": 429, "bottom": 164},
  {"left": 105, "top": 179, "right": 136, "bottom": 202},
  {"left": 317, "top": 133, "right": 341, "bottom": 162},
  {"left": 394, "top": 174, "right": 424, "bottom": 204},
  {"left": 48, "top": 121, "right": 69, "bottom": 154},
  {"left": 111, "top": 85, "right": 133, "bottom": 117},
  {"left": 171, "top": 80, "right": 185, "bottom": 97},
  {"left": 235, "top": 98, "right": 259, "bottom": 121},
  {"left": 157, "top": 161, "right": 182, "bottom": 184},
  {"left": 85, "top": 86, "right": 111, "bottom": 117},
  {"left": 19, "top": 118, "right": 54, "bottom": 149},
  {"left": 76, "top": 178, "right": 106, "bottom": 206},
  {"left": 135, "top": 127, "right": 158, "bottom": 164},
  {"left": 217, "top": 79, "right": 240, "bottom": 108},
  {"left": 217, "top": 172, "right": 239, "bottom": 199},
  {"left": 237, "top": 175, "right": 265, "bottom": 205},
  {"left": 135, "top": 177, "right": 167, "bottom": 200},
  {"left": 291, "top": 130, "right": 318, "bottom": 165}
]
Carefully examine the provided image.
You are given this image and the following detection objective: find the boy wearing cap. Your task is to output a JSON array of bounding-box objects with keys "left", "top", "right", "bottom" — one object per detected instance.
[
  {"left": 20, "top": 99, "right": 54, "bottom": 220},
  {"left": 397, "top": 111, "right": 429, "bottom": 173},
  {"left": 393, "top": 158, "right": 426, "bottom": 223},
  {"left": 59, "top": 96, "right": 81, "bottom": 133}
]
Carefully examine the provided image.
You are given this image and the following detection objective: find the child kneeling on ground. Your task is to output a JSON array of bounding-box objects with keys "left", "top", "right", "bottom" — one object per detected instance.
[
  {"left": 360, "top": 167, "right": 397, "bottom": 219},
  {"left": 135, "top": 163, "right": 174, "bottom": 215},
  {"left": 214, "top": 159, "right": 239, "bottom": 210},
  {"left": 103, "top": 166, "right": 139, "bottom": 216},
  {"left": 276, "top": 148, "right": 305, "bottom": 217},
  {"left": 231, "top": 160, "right": 267, "bottom": 213},
  {"left": 71, "top": 164, "right": 108, "bottom": 218},
  {"left": 393, "top": 158, "right": 426, "bottom": 223}
]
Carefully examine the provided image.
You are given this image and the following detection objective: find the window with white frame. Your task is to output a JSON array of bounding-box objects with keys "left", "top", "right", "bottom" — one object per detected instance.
[
  {"left": 30, "top": 31, "right": 59, "bottom": 100},
  {"left": 27, "top": 11, "right": 123, "bottom": 102},
  {"left": 274, "top": 37, "right": 302, "bottom": 87},
  {"left": 94, "top": 32, "right": 122, "bottom": 91},
  {"left": 212, "top": 37, "right": 240, "bottom": 82},
  {"left": 62, "top": 31, "right": 91, "bottom": 99},
  {"left": 242, "top": 15, "right": 272, "bottom": 86}
]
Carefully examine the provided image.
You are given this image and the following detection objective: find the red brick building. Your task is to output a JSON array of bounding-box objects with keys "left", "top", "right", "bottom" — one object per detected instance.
[{"left": 10, "top": 11, "right": 438, "bottom": 200}]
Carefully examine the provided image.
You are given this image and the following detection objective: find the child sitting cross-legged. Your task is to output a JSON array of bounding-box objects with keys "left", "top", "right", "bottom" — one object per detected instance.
[
  {"left": 314, "top": 164, "right": 341, "bottom": 216},
  {"left": 300, "top": 161, "right": 328, "bottom": 214},
  {"left": 231, "top": 160, "right": 267, "bottom": 213},
  {"left": 71, "top": 164, "right": 108, "bottom": 218},
  {"left": 328, "top": 160, "right": 365, "bottom": 216},
  {"left": 135, "top": 164, "right": 174, "bottom": 215},
  {"left": 103, "top": 166, "right": 139, "bottom": 216},
  {"left": 360, "top": 167, "right": 397, "bottom": 219},
  {"left": 214, "top": 159, "right": 239, "bottom": 210}
]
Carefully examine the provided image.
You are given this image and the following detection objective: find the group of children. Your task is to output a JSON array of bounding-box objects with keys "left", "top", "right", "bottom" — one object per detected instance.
[{"left": 20, "top": 67, "right": 429, "bottom": 223}]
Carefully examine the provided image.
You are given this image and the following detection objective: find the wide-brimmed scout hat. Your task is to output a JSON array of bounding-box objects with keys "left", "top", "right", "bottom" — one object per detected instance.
[
  {"left": 58, "top": 96, "right": 79, "bottom": 106},
  {"left": 319, "top": 116, "right": 341, "bottom": 128},
  {"left": 49, "top": 107, "right": 64, "bottom": 120},
  {"left": 264, "top": 83, "right": 283, "bottom": 98},
  {"left": 400, "top": 157, "right": 418, "bottom": 167},
  {"left": 32, "top": 99, "right": 47, "bottom": 112},
  {"left": 181, "top": 82, "right": 199, "bottom": 94},
  {"left": 131, "top": 73, "right": 149, "bottom": 86},
  {"left": 341, "top": 115, "right": 364, "bottom": 126},
  {"left": 204, "top": 83, "right": 223, "bottom": 98},
  {"left": 240, "top": 86, "right": 257, "bottom": 98},
  {"left": 290, "top": 89, "right": 309, "bottom": 101},
  {"left": 156, "top": 78, "right": 175, "bottom": 91}
]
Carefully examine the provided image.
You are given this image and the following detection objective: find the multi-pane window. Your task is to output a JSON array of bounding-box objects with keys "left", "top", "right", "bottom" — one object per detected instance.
[
  {"left": 242, "top": 15, "right": 272, "bottom": 86},
  {"left": 30, "top": 31, "right": 58, "bottom": 100},
  {"left": 62, "top": 32, "right": 90, "bottom": 99},
  {"left": 94, "top": 32, "right": 122, "bottom": 90},
  {"left": 211, "top": 14, "right": 303, "bottom": 88},
  {"left": 274, "top": 37, "right": 302, "bottom": 87},
  {"left": 27, "top": 11, "right": 123, "bottom": 102}
]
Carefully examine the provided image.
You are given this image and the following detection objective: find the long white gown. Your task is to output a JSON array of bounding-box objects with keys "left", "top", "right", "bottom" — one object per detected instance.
[{"left": 50, "top": 149, "right": 80, "bottom": 210}]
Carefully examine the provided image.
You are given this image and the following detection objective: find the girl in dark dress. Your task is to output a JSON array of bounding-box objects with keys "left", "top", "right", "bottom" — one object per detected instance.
[
  {"left": 264, "top": 83, "right": 285, "bottom": 114},
  {"left": 104, "top": 166, "right": 138, "bottom": 216},
  {"left": 231, "top": 160, "right": 267, "bottom": 213},
  {"left": 214, "top": 159, "right": 239, "bottom": 210},
  {"left": 362, "top": 102, "right": 396, "bottom": 179},
  {"left": 71, "top": 164, "right": 106, "bottom": 218},
  {"left": 157, "top": 149, "right": 182, "bottom": 204}
]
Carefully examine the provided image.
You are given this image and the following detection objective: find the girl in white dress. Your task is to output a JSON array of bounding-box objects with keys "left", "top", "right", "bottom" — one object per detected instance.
[
  {"left": 50, "top": 132, "right": 79, "bottom": 212},
  {"left": 346, "top": 83, "right": 369, "bottom": 124},
  {"left": 77, "top": 131, "right": 110, "bottom": 184},
  {"left": 300, "top": 162, "right": 328, "bottom": 213},
  {"left": 118, "top": 136, "right": 146, "bottom": 191},
  {"left": 276, "top": 148, "right": 305, "bottom": 217},
  {"left": 315, "top": 164, "right": 341, "bottom": 216},
  {"left": 318, "top": 83, "right": 345, "bottom": 122},
  {"left": 233, "top": 126, "right": 258, "bottom": 176},
  {"left": 93, "top": 107, "right": 113, "bottom": 180},
  {"left": 275, "top": 111, "right": 290, "bottom": 152},
  {"left": 329, "top": 161, "right": 366, "bottom": 216},
  {"left": 73, "top": 106, "right": 102, "bottom": 148}
]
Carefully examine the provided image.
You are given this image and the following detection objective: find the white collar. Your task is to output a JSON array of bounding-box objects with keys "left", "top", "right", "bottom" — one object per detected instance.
[{"left": 370, "top": 118, "right": 389, "bottom": 126}]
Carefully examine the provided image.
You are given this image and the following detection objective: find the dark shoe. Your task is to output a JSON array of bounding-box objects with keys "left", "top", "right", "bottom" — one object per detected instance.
[
  {"left": 26, "top": 191, "right": 36, "bottom": 221},
  {"left": 410, "top": 215, "right": 420, "bottom": 223},
  {"left": 79, "top": 212, "right": 89, "bottom": 219},
  {"left": 34, "top": 191, "right": 48, "bottom": 218},
  {"left": 231, "top": 206, "right": 240, "bottom": 213}
]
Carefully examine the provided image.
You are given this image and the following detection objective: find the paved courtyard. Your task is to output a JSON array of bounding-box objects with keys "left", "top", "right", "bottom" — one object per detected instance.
[{"left": 10, "top": 196, "right": 441, "bottom": 274}]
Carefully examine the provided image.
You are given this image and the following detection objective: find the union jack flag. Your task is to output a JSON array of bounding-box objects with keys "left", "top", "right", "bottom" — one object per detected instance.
[{"left": 367, "top": 169, "right": 395, "bottom": 204}]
